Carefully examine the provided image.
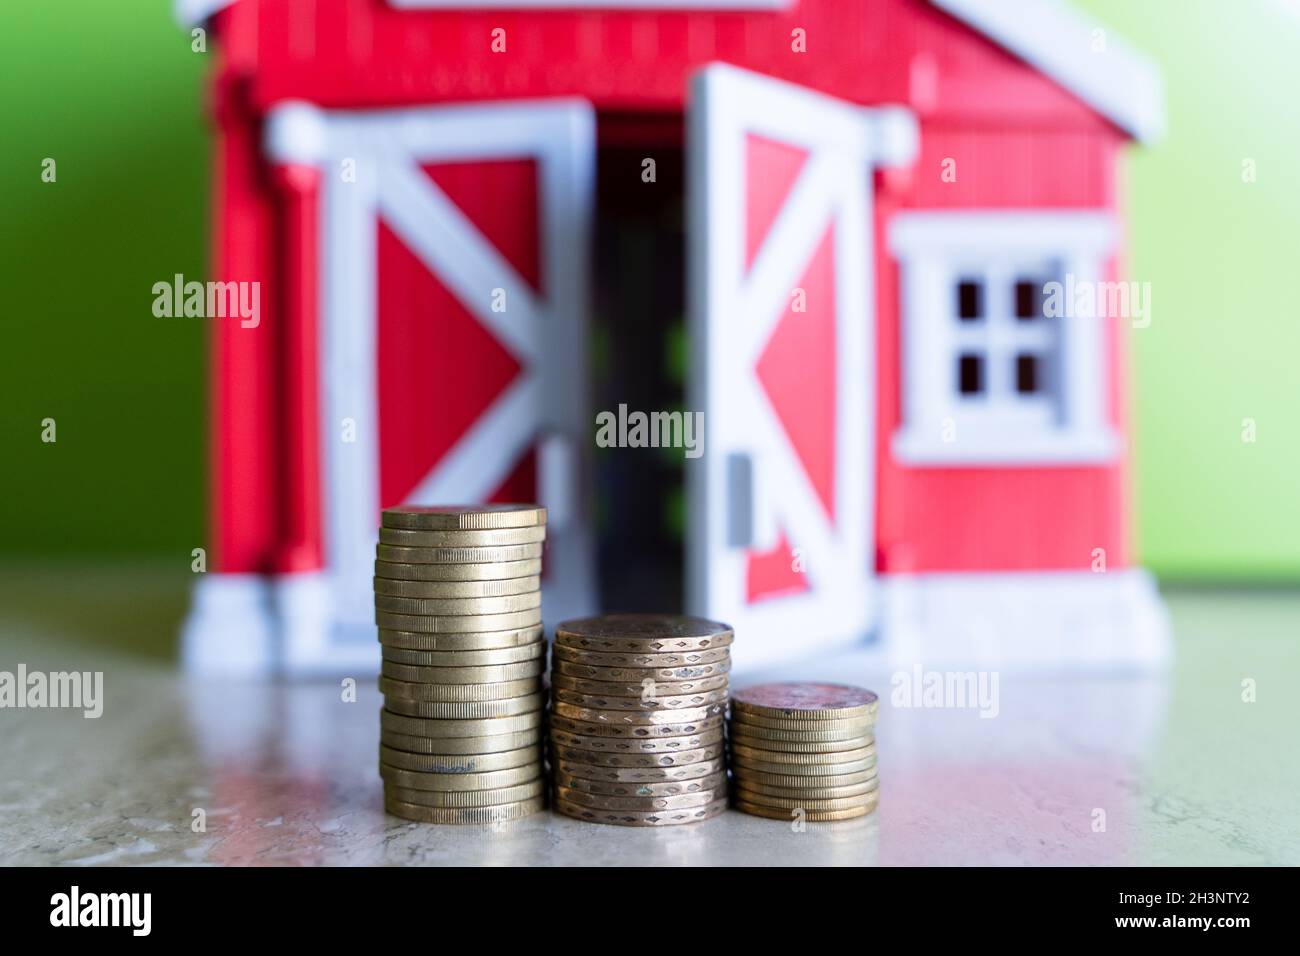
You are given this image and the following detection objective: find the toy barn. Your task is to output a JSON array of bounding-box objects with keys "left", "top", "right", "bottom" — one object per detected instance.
[{"left": 177, "top": 0, "right": 1169, "bottom": 675}]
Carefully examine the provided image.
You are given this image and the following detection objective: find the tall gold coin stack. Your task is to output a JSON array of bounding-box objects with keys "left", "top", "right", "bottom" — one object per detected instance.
[
  {"left": 548, "top": 614, "right": 734, "bottom": 827},
  {"left": 729, "top": 682, "right": 879, "bottom": 822},
  {"left": 375, "top": 504, "right": 548, "bottom": 824}
]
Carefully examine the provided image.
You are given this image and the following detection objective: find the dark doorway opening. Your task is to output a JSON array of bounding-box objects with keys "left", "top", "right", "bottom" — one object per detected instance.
[{"left": 591, "top": 119, "right": 687, "bottom": 612}]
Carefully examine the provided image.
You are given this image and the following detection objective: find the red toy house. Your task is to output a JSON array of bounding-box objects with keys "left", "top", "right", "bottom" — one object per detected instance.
[{"left": 178, "top": 0, "right": 1169, "bottom": 675}]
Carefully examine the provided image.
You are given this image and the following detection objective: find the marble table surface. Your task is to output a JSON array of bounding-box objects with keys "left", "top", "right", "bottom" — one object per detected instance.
[{"left": 1, "top": 569, "right": 1297, "bottom": 866}]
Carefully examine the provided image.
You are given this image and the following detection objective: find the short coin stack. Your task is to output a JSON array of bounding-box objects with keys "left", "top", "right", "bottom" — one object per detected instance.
[
  {"left": 549, "top": 614, "right": 733, "bottom": 827},
  {"left": 729, "top": 682, "right": 879, "bottom": 822},
  {"left": 375, "top": 504, "right": 548, "bottom": 824}
]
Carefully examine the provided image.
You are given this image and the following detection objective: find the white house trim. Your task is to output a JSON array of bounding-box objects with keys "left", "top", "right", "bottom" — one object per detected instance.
[
  {"left": 319, "top": 153, "right": 381, "bottom": 647},
  {"left": 929, "top": 0, "right": 1165, "bottom": 143},
  {"left": 889, "top": 209, "right": 1122, "bottom": 467},
  {"left": 181, "top": 574, "right": 276, "bottom": 675},
  {"left": 265, "top": 102, "right": 329, "bottom": 166},
  {"left": 174, "top": 0, "right": 236, "bottom": 26},
  {"left": 890, "top": 212, "right": 1115, "bottom": 255},
  {"left": 879, "top": 569, "right": 1171, "bottom": 672}
]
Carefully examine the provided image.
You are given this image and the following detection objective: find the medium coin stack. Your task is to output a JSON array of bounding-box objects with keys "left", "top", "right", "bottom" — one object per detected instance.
[
  {"left": 548, "top": 614, "right": 733, "bottom": 827},
  {"left": 376, "top": 504, "right": 548, "bottom": 824},
  {"left": 729, "top": 682, "right": 879, "bottom": 822}
]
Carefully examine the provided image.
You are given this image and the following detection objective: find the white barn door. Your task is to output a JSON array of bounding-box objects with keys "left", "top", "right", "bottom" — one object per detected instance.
[
  {"left": 269, "top": 99, "right": 597, "bottom": 672},
  {"left": 686, "top": 65, "right": 916, "bottom": 671}
]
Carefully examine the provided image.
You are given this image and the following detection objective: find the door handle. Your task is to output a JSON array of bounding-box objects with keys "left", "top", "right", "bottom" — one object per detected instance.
[
  {"left": 539, "top": 432, "right": 573, "bottom": 532},
  {"left": 727, "top": 452, "right": 778, "bottom": 551},
  {"left": 726, "top": 453, "right": 753, "bottom": 548}
]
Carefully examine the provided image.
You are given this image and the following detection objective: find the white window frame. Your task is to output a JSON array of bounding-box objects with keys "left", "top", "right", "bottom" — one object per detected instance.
[{"left": 888, "top": 210, "right": 1122, "bottom": 466}]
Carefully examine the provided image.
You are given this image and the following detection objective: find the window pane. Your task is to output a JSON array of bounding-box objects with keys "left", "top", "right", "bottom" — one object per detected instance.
[
  {"left": 1016, "top": 353, "right": 1040, "bottom": 394},
  {"left": 957, "top": 279, "right": 982, "bottom": 321},
  {"left": 958, "top": 353, "right": 984, "bottom": 395},
  {"left": 1015, "top": 279, "right": 1043, "bottom": 320}
]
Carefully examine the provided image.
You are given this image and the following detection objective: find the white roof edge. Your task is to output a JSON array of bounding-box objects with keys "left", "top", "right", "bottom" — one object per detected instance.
[
  {"left": 929, "top": 0, "right": 1165, "bottom": 143},
  {"left": 175, "top": 0, "right": 236, "bottom": 26}
]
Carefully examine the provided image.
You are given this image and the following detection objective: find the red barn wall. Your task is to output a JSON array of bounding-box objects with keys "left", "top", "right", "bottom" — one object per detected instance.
[
  {"left": 205, "top": 0, "right": 1136, "bottom": 577},
  {"left": 220, "top": 0, "right": 1108, "bottom": 131},
  {"left": 876, "top": 122, "right": 1130, "bottom": 574},
  {"left": 208, "top": 47, "right": 282, "bottom": 575}
]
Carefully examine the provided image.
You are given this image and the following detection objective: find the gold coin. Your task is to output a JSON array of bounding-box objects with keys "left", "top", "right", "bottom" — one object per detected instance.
[
  {"left": 553, "top": 770, "right": 727, "bottom": 798},
  {"left": 374, "top": 576, "right": 540, "bottom": 599},
  {"left": 552, "top": 756, "right": 726, "bottom": 783},
  {"left": 384, "top": 795, "right": 545, "bottom": 824},
  {"left": 382, "top": 641, "right": 544, "bottom": 667},
  {"left": 374, "top": 591, "right": 541, "bottom": 615},
  {"left": 733, "top": 776, "right": 878, "bottom": 801},
  {"left": 552, "top": 659, "right": 731, "bottom": 682},
  {"left": 379, "top": 763, "right": 541, "bottom": 791},
  {"left": 380, "top": 728, "right": 541, "bottom": 755},
  {"left": 386, "top": 779, "right": 544, "bottom": 808},
  {"left": 553, "top": 632, "right": 735, "bottom": 653},
  {"left": 383, "top": 692, "right": 544, "bottom": 719},
  {"left": 378, "top": 626, "right": 542, "bottom": 651},
  {"left": 548, "top": 713, "right": 724, "bottom": 740},
  {"left": 550, "top": 644, "right": 732, "bottom": 668},
  {"left": 550, "top": 673, "right": 729, "bottom": 698},
  {"left": 379, "top": 744, "right": 540, "bottom": 774},
  {"left": 728, "top": 732, "right": 875, "bottom": 755},
  {"left": 726, "top": 721, "right": 874, "bottom": 744},
  {"left": 729, "top": 742, "right": 875, "bottom": 766},
  {"left": 732, "top": 793, "right": 878, "bottom": 822},
  {"left": 552, "top": 687, "right": 729, "bottom": 712},
  {"left": 374, "top": 558, "right": 542, "bottom": 582},
  {"left": 375, "top": 608, "right": 542, "bottom": 633},
  {"left": 726, "top": 766, "right": 878, "bottom": 790},
  {"left": 381, "top": 659, "right": 544, "bottom": 684},
  {"left": 381, "top": 504, "right": 546, "bottom": 531},
  {"left": 550, "top": 743, "right": 723, "bottom": 769},
  {"left": 553, "top": 632, "right": 738, "bottom": 655},
  {"left": 378, "top": 526, "right": 546, "bottom": 548},
  {"left": 730, "top": 788, "right": 878, "bottom": 812},
  {"left": 728, "top": 712, "right": 875, "bottom": 732},
  {"left": 731, "top": 754, "right": 877, "bottom": 777},
  {"left": 376, "top": 542, "right": 543, "bottom": 565},
  {"left": 379, "top": 676, "right": 541, "bottom": 702},
  {"left": 548, "top": 727, "right": 723, "bottom": 754},
  {"left": 380, "top": 709, "right": 544, "bottom": 738},
  {"left": 554, "top": 785, "right": 723, "bottom": 812},
  {"left": 553, "top": 795, "right": 727, "bottom": 827},
  {"left": 552, "top": 701, "right": 725, "bottom": 725},
  {"left": 555, "top": 614, "right": 733, "bottom": 653},
  {"left": 731, "top": 682, "right": 879, "bottom": 721}
]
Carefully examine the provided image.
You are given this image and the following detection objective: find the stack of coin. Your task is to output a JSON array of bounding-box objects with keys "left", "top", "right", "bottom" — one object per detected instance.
[
  {"left": 375, "top": 504, "right": 547, "bottom": 824},
  {"left": 729, "top": 682, "right": 879, "bottom": 822},
  {"left": 548, "top": 614, "right": 733, "bottom": 826}
]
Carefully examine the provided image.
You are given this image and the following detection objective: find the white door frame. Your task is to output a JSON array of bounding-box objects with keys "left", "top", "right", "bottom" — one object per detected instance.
[
  {"left": 265, "top": 99, "right": 597, "bottom": 670},
  {"left": 686, "top": 65, "right": 916, "bottom": 670}
]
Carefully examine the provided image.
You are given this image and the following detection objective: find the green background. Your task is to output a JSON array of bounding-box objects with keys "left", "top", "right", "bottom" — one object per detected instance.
[
  {"left": 1075, "top": 0, "right": 1300, "bottom": 580},
  {"left": 1, "top": 0, "right": 1297, "bottom": 578},
  {"left": 0, "top": 0, "right": 208, "bottom": 556}
]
